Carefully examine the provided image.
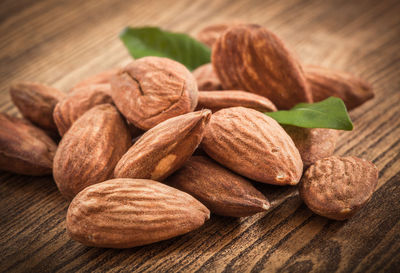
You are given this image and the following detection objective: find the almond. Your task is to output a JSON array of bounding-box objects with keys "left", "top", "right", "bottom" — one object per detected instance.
[
  {"left": 201, "top": 107, "right": 303, "bottom": 185},
  {"left": 53, "top": 104, "right": 131, "bottom": 200},
  {"left": 0, "top": 113, "right": 57, "bottom": 175},
  {"left": 196, "top": 90, "right": 277, "bottom": 112},
  {"left": 110, "top": 57, "right": 198, "bottom": 130},
  {"left": 192, "top": 63, "right": 222, "bottom": 91},
  {"left": 305, "top": 65, "right": 374, "bottom": 110},
  {"left": 114, "top": 110, "right": 211, "bottom": 181},
  {"left": 53, "top": 84, "right": 113, "bottom": 136},
  {"left": 284, "top": 125, "right": 339, "bottom": 167},
  {"left": 67, "top": 178, "right": 210, "bottom": 248},
  {"left": 9, "top": 82, "right": 65, "bottom": 132},
  {"left": 166, "top": 156, "right": 270, "bottom": 217},
  {"left": 212, "top": 24, "right": 312, "bottom": 109},
  {"left": 299, "top": 156, "right": 378, "bottom": 220},
  {"left": 72, "top": 68, "right": 119, "bottom": 90}
]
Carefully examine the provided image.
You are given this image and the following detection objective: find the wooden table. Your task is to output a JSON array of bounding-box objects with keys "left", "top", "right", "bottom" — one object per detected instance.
[{"left": 1, "top": 0, "right": 399, "bottom": 272}]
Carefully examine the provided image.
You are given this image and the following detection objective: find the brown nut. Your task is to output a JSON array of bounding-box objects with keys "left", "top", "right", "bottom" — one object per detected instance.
[
  {"left": 53, "top": 104, "right": 131, "bottom": 200},
  {"left": 299, "top": 156, "right": 378, "bottom": 220},
  {"left": 196, "top": 90, "right": 277, "bottom": 112},
  {"left": 72, "top": 68, "right": 119, "bottom": 90},
  {"left": 53, "top": 84, "right": 113, "bottom": 136},
  {"left": 166, "top": 156, "right": 270, "bottom": 217},
  {"left": 9, "top": 82, "right": 65, "bottom": 132},
  {"left": 192, "top": 63, "right": 222, "bottom": 91},
  {"left": 202, "top": 107, "right": 303, "bottom": 185},
  {"left": 0, "top": 113, "right": 57, "bottom": 175},
  {"left": 305, "top": 65, "right": 374, "bottom": 110},
  {"left": 114, "top": 110, "right": 211, "bottom": 181},
  {"left": 111, "top": 57, "right": 199, "bottom": 130},
  {"left": 212, "top": 24, "right": 312, "bottom": 109},
  {"left": 67, "top": 178, "right": 210, "bottom": 248},
  {"left": 284, "top": 125, "right": 339, "bottom": 167}
]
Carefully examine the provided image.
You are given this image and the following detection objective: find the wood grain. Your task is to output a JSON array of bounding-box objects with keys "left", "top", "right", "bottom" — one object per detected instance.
[{"left": 0, "top": 0, "right": 399, "bottom": 272}]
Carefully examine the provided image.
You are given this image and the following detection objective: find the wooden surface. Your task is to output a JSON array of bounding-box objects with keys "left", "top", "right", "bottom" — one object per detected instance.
[{"left": 1, "top": 0, "right": 399, "bottom": 272}]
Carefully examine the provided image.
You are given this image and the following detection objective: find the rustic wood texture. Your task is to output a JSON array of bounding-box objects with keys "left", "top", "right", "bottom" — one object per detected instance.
[{"left": 1, "top": 0, "right": 399, "bottom": 272}]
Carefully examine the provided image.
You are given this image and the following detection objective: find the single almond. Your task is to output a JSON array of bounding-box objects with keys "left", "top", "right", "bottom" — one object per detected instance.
[
  {"left": 166, "top": 156, "right": 270, "bottom": 217},
  {"left": 9, "top": 82, "right": 65, "bottom": 132},
  {"left": 299, "top": 156, "right": 378, "bottom": 220},
  {"left": 114, "top": 110, "right": 211, "bottom": 181},
  {"left": 0, "top": 113, "right": 57, "bottom": 175},
  {"left": 110, "top": 57, "right": 199, "bottom": 130},
  {"left": 196, "top": 90, "right": 277, "bottom": 112},
  {"left": 72, "top": 68, "right": 119, "bottom": 90},
  {"left": 53, "top": 104, "right": 131, "bottom": 200},
  {"left": 67, "top": 178, "right": 210, "bottom": 248},
  {"left": 212, "top": 24, "right": 312, "bottom": 109},
  {"left": 192, "top": 63, "right": 222, "bottom": 91},
  {"left": 53, "top": 84, "right": 113, "bottom": 136},
  {"left": 202, "top": 107, "right": 303, "bottom": 185},
  {"left": 305, "top": 65, "right": 374, "bottom": 110},
  {"left": 283, "top": 125, "right": 339, "bottom": 167}
]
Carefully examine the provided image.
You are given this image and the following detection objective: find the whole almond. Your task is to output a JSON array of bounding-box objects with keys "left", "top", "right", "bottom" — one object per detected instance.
[
  {"left": 192, "top": 63, "right": 222, "bottom": 91},
  {"left": 212, "top": 24, "right": 312, "bottom": 109},
  {"left": 166, "top": 156, "right": 270, "bottom": 217},
  {"left": 299, "top": 156, "right": 378, "bottom": 220},
  {"left": 196, "top": 90, "right": 277, "bottom": 112},
  {"left": 67, "top": 178, "right": 210, "bottom": 248},
  {"left": 305, "top": 65, "right": 374, "bottom": 110},
  {"left": 284, "top": 125, "right": 339, "bottom": 167},
  {"left": 72, "top": 68, "right": 119, "bottom": 90},
  {"left": 53, "top": 84, "right": 113, "bottom": 136},
  {"left": 53, "top": 104, "right": 131, "bottom": 200},
  {"left": 0, "top": 113, "right": 57, "bottom": 175},
  {"left": 10, "top": 82, "right": 65, "bottom": 132},
  {"left": 202, "top": 107, "right": 303, "bottom": 185},
  {"left": 114, "top": 110, "right": 211, "bottom": 181},
  {"left": 111, "top": 57, "right": 199, "bottom": 130}
]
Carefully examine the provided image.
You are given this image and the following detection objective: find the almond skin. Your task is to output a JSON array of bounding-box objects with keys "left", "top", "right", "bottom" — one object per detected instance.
[
  {"left": 110, "top": 57, "right": 199, "bottom": 130},
  {"left": 53, "top": 84, "right": 113, "bottom": 136},
  {"left": 196, "top": 90, "right": 277, "bottom": 113},
  {"left": 0, "top": 113, "right": 57, "bottom": 175},
  {"left": 166, "top": 156, "right": 270, "bottom": 217},
  {"left": 202, "top": 107, "right": 303, "bottom": 185},
  {"left": 67, "top": 178, "right": 210, "bottom": 248},
  {"left": 9, "top": 82, "right": 65, "bottom": 132},
  {"left": 299, "top": 156, "right": 378, "bottom": 220},
  {"left": 192, "top": 63, "right": 222, "bottom": 91},
  {"left": 114, "top": 110, "right": 211, "bottom": 181},
  {"left": 283, "top": 125, "right": 339, "bottom": 167},
  {"left": 72, "top": 68, "right": 119, "bottom": 90},
  {"left": 305, "top": 65, "right": 374, "bottom": 110},
  {"left": 212, "top": 24, "right": 312, "bottom": 109},
  {"left": 53, "top": 104, "right": 131, "bottom": 200}
]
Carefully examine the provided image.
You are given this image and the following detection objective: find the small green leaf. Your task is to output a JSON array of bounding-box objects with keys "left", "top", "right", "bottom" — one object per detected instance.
[
  {"left": 265, "top": 97, "right": 353, "bottom": 130},
  {"left": 120, "top": 26, "right": 211, "bottom": 71}
]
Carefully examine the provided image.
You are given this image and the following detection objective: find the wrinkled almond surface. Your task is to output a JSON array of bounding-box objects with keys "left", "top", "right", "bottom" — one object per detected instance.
[
  {"left": 10, "top": 82, "right": 65, "bottom": 131},
  {"left": 202, "top": 107, "right": 303, "bottom": 185},
  {"left": 212, "top": 24, "right": 312, "bottom": 109},
  {"left": 299, "top": 156, "right": 378, "bottom": 220},
  {"left": 67, "top": 178, "right": 210, "bottom": 248},
  {"left": 0, "top": 114, "right": 57, "bottom": 175},
  {"left": 305, "top": 65, "right": 374, "bottom": 110},
  {"left": 166, "top": 156, "right": 270, "bottom": 217},
  {"left": 53, "top": 84, "right": 113, "bottom": 136},
  {"left": 114, "top": 110, "right": 211, "bottom": 181},
  {"left": 53, "top": 104, "right": 131, "bottom": 200},
  {"left": 192, "top": 63, "right": 222, "bottom": 91},
  {"left": 111, "top": 57, "right": 198, "bottom": 130},
  {"left": 196, "top": 90, "right": 277, "bottom": 112}
]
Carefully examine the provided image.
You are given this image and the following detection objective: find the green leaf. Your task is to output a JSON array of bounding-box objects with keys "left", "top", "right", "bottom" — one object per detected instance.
[
  {"left": 120, "top": 26, "right": 211, "bottom": 71},
  {"left": 265, "top": 97, "right": 353, "bottom": 130}
]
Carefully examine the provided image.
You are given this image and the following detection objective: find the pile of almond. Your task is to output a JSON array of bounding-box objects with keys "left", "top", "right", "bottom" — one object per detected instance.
[{"left": 0, "top": 24, "right": 378, "bottom": 248}]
